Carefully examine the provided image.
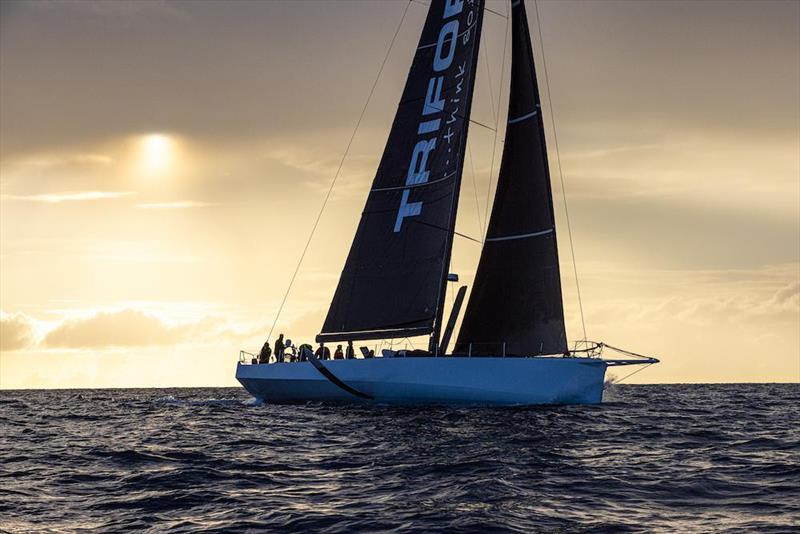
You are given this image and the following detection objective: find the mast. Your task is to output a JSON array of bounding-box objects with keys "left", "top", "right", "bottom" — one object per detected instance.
[
  {"left": 455, "top": 0, "right": 568, "bottom": 356},
  {"left": 318, "top": 0, "right": 485, "bottom": 345}
]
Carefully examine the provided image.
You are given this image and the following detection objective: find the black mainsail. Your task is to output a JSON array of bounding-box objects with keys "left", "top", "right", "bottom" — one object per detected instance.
[
  {"left": 455, "top": 0, "right": 568, "bottom": 356},
  {"left": 318, "top": 0, "right": 485, "bottom": 344}
]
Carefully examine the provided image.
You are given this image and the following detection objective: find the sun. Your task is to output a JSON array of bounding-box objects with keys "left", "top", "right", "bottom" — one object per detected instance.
[{"left": 140, "top": 134, "right": 172, "bottom": 175}]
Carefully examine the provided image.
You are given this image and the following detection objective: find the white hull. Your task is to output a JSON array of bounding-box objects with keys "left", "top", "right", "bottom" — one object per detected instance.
[{"left": 236, "top": 357, "right": 608, "bottom": 406}]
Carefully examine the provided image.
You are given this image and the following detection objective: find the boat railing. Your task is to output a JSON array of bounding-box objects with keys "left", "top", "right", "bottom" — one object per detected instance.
[
  {"left": 239, "top": 342, "right": 641, "bottom": 362},
  {"left": 450, "top": 342, "right": 513, "bottom": 357},
  {"left": 451, "top": 341, "right": 606, "bottom": 358},
  {"left": 569, "top": 341, "right": 605, "bottom": 358},
  {"left": 239, "top": 350, "right": 258, "bottom": 364}
]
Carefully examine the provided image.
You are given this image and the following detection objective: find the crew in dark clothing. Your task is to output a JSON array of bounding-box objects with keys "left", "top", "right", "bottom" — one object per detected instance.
[
  {"left": 345, "top": 341, "right": 355, "bottom": 359},
  {"left": 314, "top": 344, "right": 332, "bottom": 360},
  {"left": 334, "top": 345, "right": 344, "bottom": 360},
  {"left": 274, "top": 334, "right": 285, "bottom": 363},
  {"left": 258, "top": 341, "right": 272, "bottom": 364},
  {"left": 298, "top": 344, "right": 313, "bottom": 362}
]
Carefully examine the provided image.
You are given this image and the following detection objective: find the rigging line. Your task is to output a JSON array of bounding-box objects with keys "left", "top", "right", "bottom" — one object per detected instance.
[
  {"left": 467, "top": 141, "right": 485, "bottom": 238},
  {"left": 482, "top": 2, "right": 510, "bottom": 242},
  {"left": 267, "top": 0, "right": 413, "bottom": 341},
  {"left": 533, "top": 0, "right": 587, "bottom": 342},
  {"left": 471, "top": 118, "right": 498, "bottom": 132},
  {"left": 612, "top": 363, "right": 654, "bottom": 385},
  {"left": 398, "top": 98, "right": 497, "bottom": 132},
  {"left": 412, "top": 219, "right": 483, "bottom": 244},
  {"left": 603, "top": 343, "right": 656, "bottom": 360},
  {"left": 485, "top": 6, "right": 508, "bottom": 19},
  {"left": 412, "top": 0, "right": 506, "bottom": 19},
  {"left": 482, "top": 14, "right": 497, "bottom": 125}
]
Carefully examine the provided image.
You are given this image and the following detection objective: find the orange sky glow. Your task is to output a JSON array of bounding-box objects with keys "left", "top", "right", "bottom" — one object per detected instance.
[{"left": 1, "top": 0, "right": 798, "bottom": 388}]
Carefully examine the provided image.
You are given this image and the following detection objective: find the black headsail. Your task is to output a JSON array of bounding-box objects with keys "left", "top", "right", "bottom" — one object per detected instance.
[
  {"left": 455, "top": 0, "right": 568, "bottom": 356},
  {"left": 318, "top": 0, "right": 485, "bottom": 344}
]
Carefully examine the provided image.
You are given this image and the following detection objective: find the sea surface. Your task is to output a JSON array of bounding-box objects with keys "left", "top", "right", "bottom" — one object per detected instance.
[{"left": 1, "top": 384, "right": 798, "bottom": 533}]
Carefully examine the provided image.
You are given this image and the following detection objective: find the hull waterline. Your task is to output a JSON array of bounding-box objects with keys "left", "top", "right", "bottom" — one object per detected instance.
[{"left": 236, "top": 357, "right": 608, "bottom": 406}]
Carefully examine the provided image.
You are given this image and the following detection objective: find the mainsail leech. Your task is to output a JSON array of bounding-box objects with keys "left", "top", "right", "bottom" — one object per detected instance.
[{"left": 318, "top": 0, "right": 485, "bottom": 344}]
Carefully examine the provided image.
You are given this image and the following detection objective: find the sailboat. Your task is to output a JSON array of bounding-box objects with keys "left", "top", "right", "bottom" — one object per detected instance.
[{"left": 236, "top": 0, "right": 658, "bottom": 405}]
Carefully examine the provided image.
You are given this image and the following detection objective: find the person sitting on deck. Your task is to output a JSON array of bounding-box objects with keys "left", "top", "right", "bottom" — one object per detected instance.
[
  {"left": 345, "top": 340, "right": 355, "bottom": 359},
  {"left": 274, "top": 334, "right": 285, "bottom": 363},
  {"left": 258, "top": 341, "right": 272, "bottom": 364},
  {"left": 334, "top": 345, "right": 344, "bottom": 360}
]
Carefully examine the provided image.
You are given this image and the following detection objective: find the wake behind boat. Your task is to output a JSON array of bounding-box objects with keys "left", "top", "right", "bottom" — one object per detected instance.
[{"left": 236, "top": 0, "right": 658, "bottom": 406}]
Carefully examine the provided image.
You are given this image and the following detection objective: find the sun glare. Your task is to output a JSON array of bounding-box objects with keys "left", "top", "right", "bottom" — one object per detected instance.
[{"left": 140, "top": 134, "right": 172, "bottom": 175}]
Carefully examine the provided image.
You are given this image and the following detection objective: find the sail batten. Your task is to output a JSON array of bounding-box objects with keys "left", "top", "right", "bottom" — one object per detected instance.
[
  {"left": 485, "top": 227, "right": 553, "bottom": 242},
  {"left": 455, "top": 0, "right": 568, "bottom": 356},
  {"left": 318, "top": 0, "right": 485, "bottom": 344},
  {"left": 507, "top": 109, "right": 538, "bottom": 123},
  {"left": 317, "top": 326, "right": 432, "bottom": 344}
]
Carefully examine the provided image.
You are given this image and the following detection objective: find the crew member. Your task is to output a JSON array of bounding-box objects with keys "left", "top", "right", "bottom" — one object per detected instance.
[
  {"left": 298, "top": 343, "right": 313, "bottom": 362},
  {"left": 334, "top": 345, "right": 344, "bottom": 360},
  {"left": 286, "top": 339, "right": 297, "bottom": 362},
  {"left": 258, "top": 340, "right": 272, "bottom": 364},
  {"left": 274, "top": 334, "right": 285, "bottom": 363},
  {"left": 345, "top": 340, "right": 355, "bottom": 359}
]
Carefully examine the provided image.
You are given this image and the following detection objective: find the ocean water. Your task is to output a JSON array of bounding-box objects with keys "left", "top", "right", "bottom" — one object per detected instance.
[{"left": 1, "top": 384, "right": 798, "bottom": 533}]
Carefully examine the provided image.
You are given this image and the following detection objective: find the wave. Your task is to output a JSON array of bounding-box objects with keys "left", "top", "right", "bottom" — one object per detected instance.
[{"left": 0, "top": 384, "right": 797, "bottom": 532}]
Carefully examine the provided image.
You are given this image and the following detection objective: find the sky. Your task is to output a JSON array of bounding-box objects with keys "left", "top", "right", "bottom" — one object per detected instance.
[{"left": 1, "top": 0, "right": 798, "bottom": 389}]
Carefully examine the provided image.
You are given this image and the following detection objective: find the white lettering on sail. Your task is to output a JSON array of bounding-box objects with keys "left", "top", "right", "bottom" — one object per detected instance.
[
  {"left": 395, "top": 190, "right": 422, "bottom": 233},
  {"left": 424, "top": 77, "right": 444, "bottom": 115},
  {"left": 417, "top": 119, "right": 441, "bottom": 135},
  {"left": 394, "top": 0, "right": 467, "bottom": 233},
  {"left": 406, "top": 139, "right": 437, "bottom": 186},
  {"left": 444, "top": 0, "right": 464, "bottom": 18},
  {"left": 433, "top": 20, "right": 459, "bottom": 71},
  {"left": 463, "top": 6, "right": 474, "bottom": 43}
]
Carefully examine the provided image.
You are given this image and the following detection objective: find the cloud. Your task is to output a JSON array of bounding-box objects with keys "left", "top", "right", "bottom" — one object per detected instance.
[
  {"left": 135, "top": 201, "right": 215, "bottom": 209},
  {"left": 580, "top": 264, "right": 800, "bottom": 331},
  {"left": 265, "top": 141, "right": 378, "bottom": 198},
  {"left": 562, "top": 142, "right": 677, "bottom": 161},
  {"left": 4, "top": 191, "right": 134, "bottom": 203},
  {"left": 43, "top": 309, "right": 184, "bottom": 348},
  {"left": 0, "top": 313, "right": 35, "bottom": 351},
  {"left": 770, "top": 281, "right": 800, "bottom": 309},
  {"left": 15, "top": 154, "right": 114, "bottom": 168},
  {"left": 39, "top": 308, "right": 257, "bottom": 349},
  {"left": 90, "top": 253, "right": 200, "bottom": 264}
]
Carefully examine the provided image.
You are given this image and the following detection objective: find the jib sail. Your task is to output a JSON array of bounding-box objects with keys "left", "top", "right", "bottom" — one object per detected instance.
[{"left": 455, "top": 0, "right": 568, "bottom": 356}]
